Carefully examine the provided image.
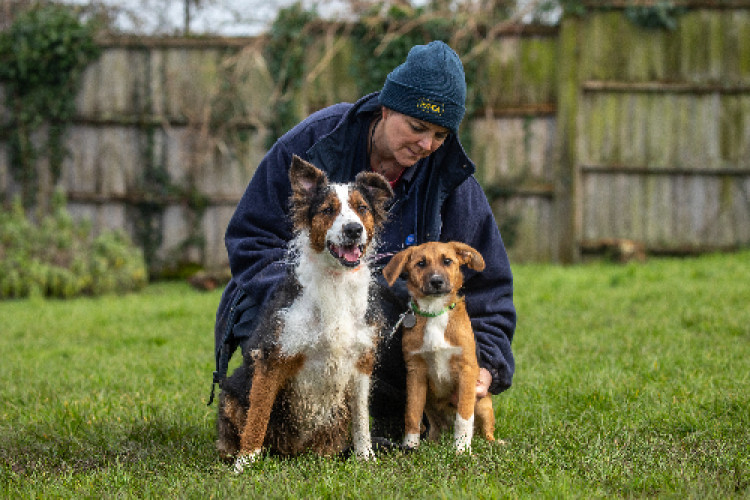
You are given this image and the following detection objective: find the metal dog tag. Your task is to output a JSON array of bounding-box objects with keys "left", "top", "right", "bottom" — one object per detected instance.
[{"left": 402, "top": 311, "right": 417, "bottom": 329}]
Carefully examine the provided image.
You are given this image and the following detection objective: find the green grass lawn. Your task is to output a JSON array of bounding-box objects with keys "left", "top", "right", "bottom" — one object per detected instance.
[{"left": 2, "top": 251, "right": 749, "bottom": 498}]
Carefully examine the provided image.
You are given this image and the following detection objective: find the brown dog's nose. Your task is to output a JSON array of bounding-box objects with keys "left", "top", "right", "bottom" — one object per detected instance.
[{"left": 427, "top": 274, "right": 447, "bottom": 293}]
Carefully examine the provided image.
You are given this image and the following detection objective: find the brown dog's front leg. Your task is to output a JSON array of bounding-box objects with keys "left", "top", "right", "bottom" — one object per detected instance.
[
  {"left": 454, "top": 362, "right": 479, "bottom": 454},
  {"left": 474, "top": 395, "right": 496, "bottom": 442},
  {"left": 403, "top": 355, "right": 428, "bottom": 449}
]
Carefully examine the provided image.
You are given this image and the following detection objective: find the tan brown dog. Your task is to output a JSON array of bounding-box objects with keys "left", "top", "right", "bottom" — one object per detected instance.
[{"left": 382, "top": 241, "right": 495, "bottom": 453}]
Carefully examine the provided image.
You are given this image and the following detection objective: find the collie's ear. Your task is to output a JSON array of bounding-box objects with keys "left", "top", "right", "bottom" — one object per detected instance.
[
  {"left": 289, "top": 155, "right": 327, "bottom": 196},
  {"left": 382, "top": 248, "right": 412, "bottom": 287},
  {"left": 355, "top": 171, "right": 393, "bottom": 227},
  {"left": 355, "top": 171, "right": 393, "bottom": 205},
  {"left": 451, "top": 242, "right": 485, "bottom": 272}
]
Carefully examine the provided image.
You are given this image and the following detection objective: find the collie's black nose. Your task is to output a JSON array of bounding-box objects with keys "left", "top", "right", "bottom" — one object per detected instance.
[{"left": 343, "top": 223, "right": 363, "bottom": 241}]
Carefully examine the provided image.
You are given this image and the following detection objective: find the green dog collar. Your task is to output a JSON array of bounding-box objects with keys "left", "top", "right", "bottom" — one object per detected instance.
[{"left": 409, "top": 300, "right": 457, "bottom": 318}]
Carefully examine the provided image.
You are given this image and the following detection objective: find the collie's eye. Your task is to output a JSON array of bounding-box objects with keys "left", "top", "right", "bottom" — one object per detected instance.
[
  {"left": 357, "top": 204, "right": 369, "bottom": 214},
  {"left": 321, "top": 206, "right": 334, "bottom": 216}
]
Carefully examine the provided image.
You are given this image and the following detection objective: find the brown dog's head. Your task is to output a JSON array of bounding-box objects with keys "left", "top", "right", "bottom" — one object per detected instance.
[{"left": 382, "top": 241, "right": 485, "bottom": 301}]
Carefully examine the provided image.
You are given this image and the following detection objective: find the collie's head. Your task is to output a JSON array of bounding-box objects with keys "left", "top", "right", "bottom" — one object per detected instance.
[{"left": 289, "top": 155, "right": 393, "bottom": 269}]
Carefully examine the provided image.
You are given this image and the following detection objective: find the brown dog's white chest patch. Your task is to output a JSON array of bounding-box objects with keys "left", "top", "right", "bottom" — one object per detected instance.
[{"left": 411, "top": 313, "right": 462, "bottom": 392}]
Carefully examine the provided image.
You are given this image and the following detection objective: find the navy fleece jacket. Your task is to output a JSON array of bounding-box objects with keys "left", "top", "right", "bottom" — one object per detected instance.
[{"left": 215, "top": 93, "right": 516, "bottom": 394}]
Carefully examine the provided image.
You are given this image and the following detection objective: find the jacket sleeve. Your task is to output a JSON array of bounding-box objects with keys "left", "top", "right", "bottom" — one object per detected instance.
[
  {"left": 223, "top": 104, "right": 353, "bottom": 314},
  {"left": 224, "top": 142, "right": 296, "bottom": 305},
  {"left": 439, "top": 177, "right": 517, "bottom": 394}
]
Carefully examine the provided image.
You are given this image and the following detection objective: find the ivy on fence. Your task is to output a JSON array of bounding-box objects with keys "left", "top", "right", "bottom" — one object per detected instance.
[{"left": 0, "top": 4, "right": 101, "bottom": 209}]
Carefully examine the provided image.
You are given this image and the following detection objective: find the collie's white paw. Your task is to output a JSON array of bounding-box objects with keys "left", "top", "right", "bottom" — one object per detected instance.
[
  {"left": 233, "top": 449, "right": 261, "bottom": 474},
  {"left": 355, "top": 445, "right": 375, "bottom": 461}
]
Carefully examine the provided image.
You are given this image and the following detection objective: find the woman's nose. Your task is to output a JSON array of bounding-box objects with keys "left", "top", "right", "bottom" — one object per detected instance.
[{"left": 417, "top": 135, "right": 435, "bottom": 151}]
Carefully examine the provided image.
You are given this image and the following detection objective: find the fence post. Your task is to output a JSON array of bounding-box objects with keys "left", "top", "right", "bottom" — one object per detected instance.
[{"left": 554, "top": 15, "right": 583, "bottom": 263}]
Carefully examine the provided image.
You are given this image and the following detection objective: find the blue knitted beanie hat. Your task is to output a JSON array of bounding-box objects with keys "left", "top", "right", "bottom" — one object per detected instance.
[{"left": 379, "top": 41, "right": 467, "bottom": 135}]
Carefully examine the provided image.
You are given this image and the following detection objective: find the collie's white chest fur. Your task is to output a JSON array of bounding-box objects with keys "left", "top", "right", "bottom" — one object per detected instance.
[
  {"left": 279, "top": 238, "right": 375, "bottom": 357},
  {"left": 277, "top": 240, "right": 376, "bottom": 427}
]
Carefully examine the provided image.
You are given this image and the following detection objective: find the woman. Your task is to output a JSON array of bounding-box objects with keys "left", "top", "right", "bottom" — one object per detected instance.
[{"left": 211, "top": 40, "right": 516, "bottom": 439}]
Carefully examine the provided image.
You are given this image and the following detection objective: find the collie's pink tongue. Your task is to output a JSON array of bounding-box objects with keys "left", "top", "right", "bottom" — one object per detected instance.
[
  {"left": 332, "top": 244, "right": 361, "bottom": 263},
  {"left": 342, "top": 246, "right": 361, "bottom": 262}
]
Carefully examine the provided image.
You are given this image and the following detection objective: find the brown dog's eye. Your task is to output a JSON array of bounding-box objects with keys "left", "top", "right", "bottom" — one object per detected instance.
[
  {"left": 416, "top": 259, "right": 426, "bottom": 268},
  {"left": 443, "top": 258, "right": 453, "bottom": 266}
]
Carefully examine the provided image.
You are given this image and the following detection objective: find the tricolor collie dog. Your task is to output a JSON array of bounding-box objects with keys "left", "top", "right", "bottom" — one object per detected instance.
[
  {"left": 217, "top": 156, "right": 393, "bottom": 473},
  {"left": 382, "top": 241, "right": 496, "bottom": 454}
]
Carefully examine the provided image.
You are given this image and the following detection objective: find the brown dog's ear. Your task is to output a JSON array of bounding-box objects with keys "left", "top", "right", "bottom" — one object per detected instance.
[
  {"left": 451, "top": 242, "right": 485, "bottom": 272},
  {"left": 289, "top": 155, "right": 327, "bottom": 197},
  {"left": 382, "top": 248, "right": 412, "bottom": 287}
]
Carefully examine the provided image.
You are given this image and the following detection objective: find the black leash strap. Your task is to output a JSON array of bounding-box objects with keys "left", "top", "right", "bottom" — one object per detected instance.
[{"left": 207, "top": 331, "right": 233, "bottom": 406}]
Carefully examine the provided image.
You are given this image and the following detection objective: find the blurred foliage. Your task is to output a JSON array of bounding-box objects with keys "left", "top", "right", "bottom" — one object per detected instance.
[
  {"left": 0, "top": 3, "right": 101, "bottom": 209},
  {"left": 350, "top": 4, "right": 457, "bottom": 95},
  {"left": 550, "top": 0, "right": 686, "bottom": 29},
  {"left": 264, "top": 3, "right": 319, "bottom": 148},
  {"left": 0, "top": 191, "right": 148, "bottom": 299},
  {"left": 556, "top": 0, "right": 588, "bottom": 17},
  {"left": 624, "top": 1, "right": 686, "bottom": 30}
]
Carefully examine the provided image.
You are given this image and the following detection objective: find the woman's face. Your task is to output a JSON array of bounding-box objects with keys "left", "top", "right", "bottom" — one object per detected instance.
[{"left": 381, "top": 109, "right": 450, "bottom": 168}]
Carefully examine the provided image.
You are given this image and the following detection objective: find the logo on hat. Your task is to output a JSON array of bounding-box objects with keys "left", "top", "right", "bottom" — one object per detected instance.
[{"left": 416, "top": 97, "right": 444, "bottom": 116}]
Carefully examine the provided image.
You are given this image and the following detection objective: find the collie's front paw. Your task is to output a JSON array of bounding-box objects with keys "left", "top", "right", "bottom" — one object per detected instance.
[
  {"left": 233, "top": 449, "right": 261, "bottom": 474},
  {"left": 355, "top": 445, "right": 375, "bottom": 461}
]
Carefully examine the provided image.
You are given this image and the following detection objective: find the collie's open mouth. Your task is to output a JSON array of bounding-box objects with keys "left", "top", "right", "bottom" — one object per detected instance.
[{"left": 327, "top": 242, "right": 364, "bottom": 267}]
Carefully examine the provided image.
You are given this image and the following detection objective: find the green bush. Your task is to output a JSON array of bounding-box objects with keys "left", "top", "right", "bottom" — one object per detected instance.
[{"left": 0, "top": 192, "right": 148, "bottom": 299}]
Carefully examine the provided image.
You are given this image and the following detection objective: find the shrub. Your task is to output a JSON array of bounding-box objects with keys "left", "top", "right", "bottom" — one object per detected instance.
[{"left": 0, "top": 192, "right": 148, "bottom": 299}]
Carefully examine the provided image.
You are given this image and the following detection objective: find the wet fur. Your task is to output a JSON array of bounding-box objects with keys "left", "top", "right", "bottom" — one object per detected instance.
[{"left": 217, "top": 156, "right": 393, "bottom": 470}]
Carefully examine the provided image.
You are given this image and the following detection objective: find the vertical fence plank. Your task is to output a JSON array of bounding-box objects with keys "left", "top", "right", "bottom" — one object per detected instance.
[{"left": 556, "top": 16, "right": 583, "bottom": 262}]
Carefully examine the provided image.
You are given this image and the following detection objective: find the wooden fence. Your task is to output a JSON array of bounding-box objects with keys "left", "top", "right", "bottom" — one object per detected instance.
[
  {"left": 1, "top": 3, "right": 749, "bottom": 271},
  {"left": 562, "top": 7, "right": 750, "bottom": 260}
]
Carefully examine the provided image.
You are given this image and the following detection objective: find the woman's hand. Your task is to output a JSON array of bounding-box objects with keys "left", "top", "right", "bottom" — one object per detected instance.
[
  {"left": 451, "top": 368, "right": 492, "bottom": 405},
  {"left": 475, "top": 368, "right": 492, "bottom": 399}
]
